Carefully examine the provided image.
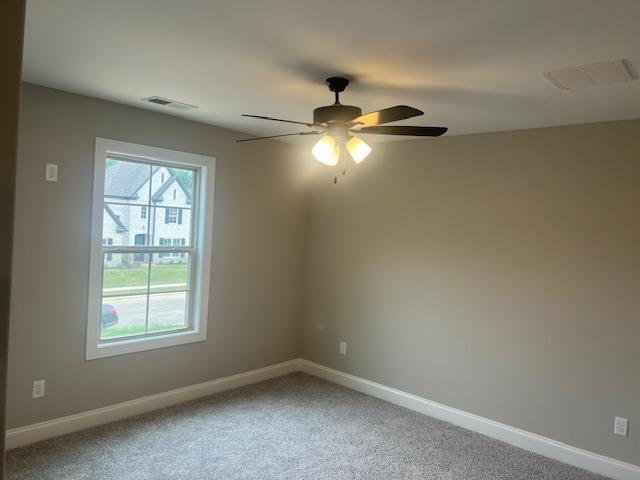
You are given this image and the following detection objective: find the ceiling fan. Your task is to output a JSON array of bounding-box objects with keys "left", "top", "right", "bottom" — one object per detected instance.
[{"left": 238, "top": 77, "right": 448, "bottom": 167}]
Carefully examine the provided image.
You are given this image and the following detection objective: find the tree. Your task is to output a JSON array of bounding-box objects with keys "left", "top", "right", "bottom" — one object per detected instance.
[{"left": 175, "top": 170, "right": 193, "bottom": 190}]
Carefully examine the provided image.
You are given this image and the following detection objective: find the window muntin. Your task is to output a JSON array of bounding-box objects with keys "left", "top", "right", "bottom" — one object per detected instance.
[{"left": 87, "top": 139, "right": 214, "bottom": 360}]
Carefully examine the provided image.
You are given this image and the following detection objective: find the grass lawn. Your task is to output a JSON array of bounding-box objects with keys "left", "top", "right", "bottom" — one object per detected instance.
[
  {"left": 100, "top": 323, "right": 185, "bottom": 339},
  {"left": 103, "top": 264, "right": 188, "bottom": 289}
]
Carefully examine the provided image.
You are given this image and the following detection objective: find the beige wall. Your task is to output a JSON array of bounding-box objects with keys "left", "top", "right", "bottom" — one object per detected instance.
[
  {"left": 7, "top": 84, "right": 309, "bottom": 428},
  {"left": 302, "top": 120, "right": 640, "bottom": 466}
]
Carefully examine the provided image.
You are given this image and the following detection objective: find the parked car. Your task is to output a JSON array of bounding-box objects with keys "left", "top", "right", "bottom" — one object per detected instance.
[{"left": 101, "top": 304, "right": 118, "bottom": 328}]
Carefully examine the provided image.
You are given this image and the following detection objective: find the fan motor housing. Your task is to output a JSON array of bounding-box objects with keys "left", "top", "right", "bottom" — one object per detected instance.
[{"left": 313, "top": 104, "right": 362, "bottom": 125}]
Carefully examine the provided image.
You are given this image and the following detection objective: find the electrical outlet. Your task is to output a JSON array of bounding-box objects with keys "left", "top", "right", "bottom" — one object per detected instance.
[
  {"left": 32, "top": 379, "right": 46, "bottom": 399},
  {"left": 45, "top": 163, "right": 58, "bottom": 182},
  {"left": 339, "top": 341, "right": 347, "bottom": 355},
  {"left": 614, "top": 417, "right": 628, "bottom": 437}
]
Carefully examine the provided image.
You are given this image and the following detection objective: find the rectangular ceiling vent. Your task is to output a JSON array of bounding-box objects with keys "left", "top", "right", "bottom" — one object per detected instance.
[
  {"left": 543, "top": 60, "right": 638, "bottom": 90},
  {"left": 141, "top": 96, "right": 198, "bottom": 110}
]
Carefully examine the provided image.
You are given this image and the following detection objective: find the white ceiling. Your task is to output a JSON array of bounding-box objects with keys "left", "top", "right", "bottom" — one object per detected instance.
[{"left": 23, "top": 0, "right": 640, "bottom": 143}]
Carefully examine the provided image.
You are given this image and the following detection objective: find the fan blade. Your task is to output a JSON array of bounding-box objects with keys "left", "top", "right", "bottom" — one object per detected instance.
[
  {"left": 242, "top": 114, "right": 314, "bottom": 127},
  {"left": 350, "top": 106, "right": 423, "bottom": 127},
  {"left": 236, "top": 131, "right": 322, "bottom": 143},
  {"left": 355, "top": 126, "right": 448, "bottom": 136}
]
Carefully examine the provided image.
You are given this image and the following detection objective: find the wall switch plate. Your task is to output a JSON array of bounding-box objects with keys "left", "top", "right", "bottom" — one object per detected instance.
[
  {"left": 339, "top": 341, "right": 347, "bottom": 355},
  {"left": 614, "top": 417, "right": 628, "bottom": 437},
  {"left": 45, "top": 163, "right": 58, "bottom": 182},
  {"left": 32, "top": 379, "right": 46, "bottom": 399}
]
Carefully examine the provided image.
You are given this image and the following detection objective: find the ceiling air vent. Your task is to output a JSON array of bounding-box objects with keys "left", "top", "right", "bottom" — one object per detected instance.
[
  {"left": 141, "top": 96, "right": 197, "bottom": 110},
  {"left": 543, "top": 60, "right": 638, "bottom": 90}
]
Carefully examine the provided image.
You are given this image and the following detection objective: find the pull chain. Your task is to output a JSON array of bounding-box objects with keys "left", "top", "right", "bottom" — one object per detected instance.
[{"left": 333, "top": 141, "right": 348, "bottom": 184}]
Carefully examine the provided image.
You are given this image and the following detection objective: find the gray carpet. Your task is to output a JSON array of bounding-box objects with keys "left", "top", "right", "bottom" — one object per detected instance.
[{"left": 7, "top": 373, "right": 609, "bottom": 480}]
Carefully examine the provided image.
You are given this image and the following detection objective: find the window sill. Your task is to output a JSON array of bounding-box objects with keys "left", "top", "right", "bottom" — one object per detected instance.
[{"left": 86, "top": 328, "right": 206, "bottom": 360}]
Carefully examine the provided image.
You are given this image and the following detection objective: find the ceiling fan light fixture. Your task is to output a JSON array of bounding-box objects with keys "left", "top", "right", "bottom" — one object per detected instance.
[
  {"left": 312, "top": 135, "right": 340, "bottom": 166},
  {"left": 346, "top": 136, "right": 371, "bottom": 164}
]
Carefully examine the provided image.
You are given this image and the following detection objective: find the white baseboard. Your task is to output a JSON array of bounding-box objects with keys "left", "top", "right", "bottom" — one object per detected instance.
[
  {"left": 5, "top": 358, "right": 302, "bottom": 450},
  {"left": 6, "top": 357, "right": 638, "bottom": 480},
  {"left": 299, "top": 359, "right": 640, "bottom": 480}
]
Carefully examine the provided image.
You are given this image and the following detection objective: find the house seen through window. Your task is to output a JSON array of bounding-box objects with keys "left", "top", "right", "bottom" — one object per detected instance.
[{"left": 100, "top": 158, "right": 193, "bottom": 341}]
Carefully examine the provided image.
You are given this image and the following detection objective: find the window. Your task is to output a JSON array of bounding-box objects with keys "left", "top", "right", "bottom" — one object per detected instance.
[
  {"left": 165, "top": 207, "right": 179, "bottom": 224},
  {"left": 173, "top": 188, "right": 177, "bottom": 200},
  {"left": 87, "top": 138, "right": 215, "bottom": 360}
]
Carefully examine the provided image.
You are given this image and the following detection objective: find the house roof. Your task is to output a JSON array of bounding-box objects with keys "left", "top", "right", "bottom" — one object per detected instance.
[
  {"left": 104, "top": 161, "right": 148, "bottom": 198},
  {"left": 151, "top": 174, "right": 192, "bottom": 204},
  {"left": 104, "top": 161, "right": 161, "bottom": 199},
  {"left": 104, "top": 204, "right": 128, "bottom": 232}
]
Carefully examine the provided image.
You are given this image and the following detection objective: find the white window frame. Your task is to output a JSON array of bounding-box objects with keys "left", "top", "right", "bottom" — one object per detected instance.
[{"left": 86, "top": 138, "right": 215, "bottom": 360}]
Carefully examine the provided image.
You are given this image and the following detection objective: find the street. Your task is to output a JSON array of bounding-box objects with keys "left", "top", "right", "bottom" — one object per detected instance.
[{"left": 103, "top": 291, "right": 188, "bottom": 329}]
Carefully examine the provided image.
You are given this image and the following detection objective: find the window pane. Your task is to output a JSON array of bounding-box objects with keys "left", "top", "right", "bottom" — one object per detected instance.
[
  {"left": 101, "top": 253, "right": 150, "bottom": 340},
  {"left": 102, "top": 253, "right": 150, "bottom": 295},
  {"left": 147, "top": 292, "right": 189, "bottom": 334},
  {"left": 149, "top": 207, "right": 192, "bottom": 246},
  {"left": 151, "top": 166, "right": 194, "bottom": 208},
  {"left": 103, "top": 203, "right": 149, "bottom": 246},
  {"left": 147, "top": 253, "right": 190, "bottom": 333},
  {"left": 150, "top": 252, "right": 190, "bottom": 293},
  {"left": 104, "top": 158, "right": 151, "bottom": 205}
]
